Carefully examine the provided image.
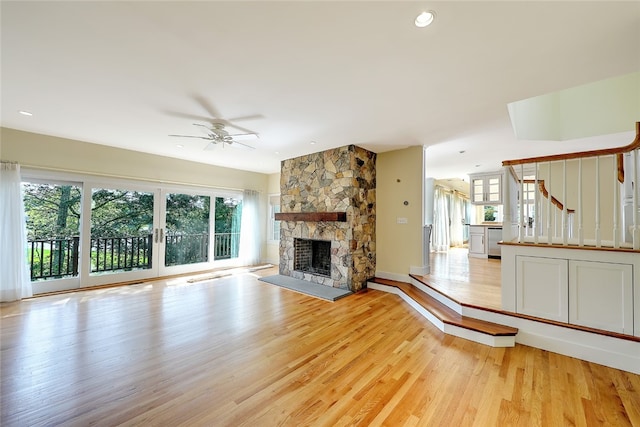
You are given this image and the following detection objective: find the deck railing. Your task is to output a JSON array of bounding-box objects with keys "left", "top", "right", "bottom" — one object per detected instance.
[
  {"left": 502, "top": 122, "right": 640, "bottom": 250},
  {"left": 28, "top": 237, "right": 80, "bottom": 280},
  {"left": 28, "top": 232, "right": 240, "bottom": 280}
]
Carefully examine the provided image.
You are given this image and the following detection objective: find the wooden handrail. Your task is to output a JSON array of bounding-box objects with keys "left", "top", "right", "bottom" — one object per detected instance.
[
  {"left": 522, "top": 180, "right": 575, "bottom": 214},
  {"left": 502, "top": 122, "right": 640, "bottom": 166}
]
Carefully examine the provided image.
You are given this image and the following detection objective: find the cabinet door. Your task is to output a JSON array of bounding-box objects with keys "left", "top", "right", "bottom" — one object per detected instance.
[
  {"left": 516, "top": 256, "right": 568, "bottom": 322},
  {"left": 486, "top": 176, "right": 501, "bottom": 203},
  {"left": 469, "top": 232, "right": 485, "bottom": 255},
  {"left": 569, "top": 261, "right": 633, "bottom": 334},
  {"left": 471, "top": 178, "right": 485, "bottom": 203}
]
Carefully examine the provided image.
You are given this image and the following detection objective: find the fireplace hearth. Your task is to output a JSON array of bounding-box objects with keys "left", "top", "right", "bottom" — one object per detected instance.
[{"left": 294, "top": 238, "right": 331, "bottom": 277}]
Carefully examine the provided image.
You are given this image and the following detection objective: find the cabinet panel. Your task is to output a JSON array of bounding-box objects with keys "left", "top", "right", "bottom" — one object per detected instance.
[
  {"left": 569, "top": 261, "right": 633, "bottom": 334},
  {"left": 469, "top": 233, "right": 485, "bottom": 255},
  {"left": 516, "top": 256, "right": 568, "bottom": 322},
  {"left": 469, "top": 173, "right": 502, "bottom": 205}
]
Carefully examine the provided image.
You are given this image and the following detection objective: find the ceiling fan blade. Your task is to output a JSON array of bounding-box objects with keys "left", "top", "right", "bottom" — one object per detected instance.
[
  {"left": 227, "top": 114, "right": 265, "bottom": 122},
  {"left": 193, "top": 95, "right": 222, "bottom": 120},
  {"left": 227, "top": 132, "right": 259, "bottom": 140},
  {"left": 168, "top": 134, "right": 212, "bottom": 140},
  {"left": 231, "top": 140, "right": 256, "bottom": 150}
]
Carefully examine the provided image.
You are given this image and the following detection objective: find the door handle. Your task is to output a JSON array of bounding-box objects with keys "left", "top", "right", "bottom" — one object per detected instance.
[
  {"left": 154, "top": 228, "right": 159, "bottom": 243},
  {"left": 159, "top": 228, "right": 164, "bottom": 242}
]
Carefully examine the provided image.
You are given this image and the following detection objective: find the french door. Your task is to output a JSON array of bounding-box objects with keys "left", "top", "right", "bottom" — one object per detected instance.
[{"left": 23, "top": 172, "right": 242, "bottom": 293}]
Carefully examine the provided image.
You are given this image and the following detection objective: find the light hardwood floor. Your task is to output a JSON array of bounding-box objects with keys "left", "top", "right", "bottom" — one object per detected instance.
[
  {"left": 2, "top": 267, "right": 639, "bottom": 426},
  {"left": 421, "top": 247, "right": 503, "bottom": 310}
]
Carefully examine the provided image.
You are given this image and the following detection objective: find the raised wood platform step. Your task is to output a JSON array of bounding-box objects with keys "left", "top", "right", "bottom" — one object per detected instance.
[{"left": 367, "top": 277, "right": 518, "bottom": 347}]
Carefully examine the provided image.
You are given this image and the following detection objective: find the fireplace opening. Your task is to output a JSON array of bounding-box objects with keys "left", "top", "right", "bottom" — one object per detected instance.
[{"left": 294, "top": 238, "right": 331, "bottom": 277}]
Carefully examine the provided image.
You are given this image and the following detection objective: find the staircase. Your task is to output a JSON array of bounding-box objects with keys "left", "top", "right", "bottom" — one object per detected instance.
[{"left": 367, "top": 276, "right": 518, "bottom": 347}]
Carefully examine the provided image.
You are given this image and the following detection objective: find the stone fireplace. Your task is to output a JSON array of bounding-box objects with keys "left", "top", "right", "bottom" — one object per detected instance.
[{"left": 277, "top": 145, "right": 376, "bottom": 292}]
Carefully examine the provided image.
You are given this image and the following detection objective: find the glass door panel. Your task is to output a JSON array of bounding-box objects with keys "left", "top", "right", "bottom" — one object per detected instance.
[
  {"left": 214, "top": 197, "right": 241, "bottom": 261},
  {"left": 163, "top": 193, "right": 210, "bottom": 268},
  {"left": 22, "top": 180, "right": 82, "bottom": 293},
  {"left": 88, "top": 187, "right": 158, "bottom": 284}
]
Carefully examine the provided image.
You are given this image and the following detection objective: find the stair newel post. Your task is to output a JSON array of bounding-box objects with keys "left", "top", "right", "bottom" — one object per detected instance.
[
  {"left": 613, "top": 154, "right": 620, "bottom": 248},
  {"left": 502, "top": 165, "right": 516, "bottom": 243},
  {"left": 519, "top": 164, "right": 525, "bottom": 242},
  {"left": 595, "top": 156, "right": 601, "bottom": 248},
  {"left": 578, "top": 158, "right": 584, "bottom": 246},
  {"left": 562, "top": 159, "right": 568, "bottom": 246}
]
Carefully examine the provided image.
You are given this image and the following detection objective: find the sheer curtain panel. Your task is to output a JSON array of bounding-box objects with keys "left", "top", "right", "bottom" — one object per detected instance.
[
  {"left": 239, "top": 189, "right": 261, "bottom": 266},
  {"left": 432, "top": 187, "right": 451, "bottom": 252},
  {"left": 0, "top": 162, "right": 33, "bottom": 301}
]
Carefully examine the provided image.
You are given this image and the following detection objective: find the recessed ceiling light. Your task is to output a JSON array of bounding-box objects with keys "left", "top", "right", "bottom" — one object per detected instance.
[
  {"left": 415, "top": 11, "right": 436, "bottom": 28},
  {"left": 176, "top": 144, "right": 184, "bottom": 148},
  {"left": 275, "top": 151, "right": 279, "bottom": 155},
  {"left": 310, "top": 141, "right": 316, "bottom": 145},
  {"left": 19, "top": 110, "right": 33, "bottom": 116}
]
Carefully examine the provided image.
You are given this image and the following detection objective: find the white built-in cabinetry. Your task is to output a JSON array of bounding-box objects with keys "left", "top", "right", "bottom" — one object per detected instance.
[
  {"left": 470, "top": 172, "right": 502, "bottom": 205},
  {"left": 469, "top": 225, "right": 486, "bottom": 258},
  {"left": 503, "top": 244, "right": 639, "bottom": 336}
]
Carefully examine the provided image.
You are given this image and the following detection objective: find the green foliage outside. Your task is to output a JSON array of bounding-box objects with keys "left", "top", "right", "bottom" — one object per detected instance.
[
  {"left": 22, "top": 183, "right": 242, "bottom": 279},
  {"left": 484, "top": 205, "right": 496, "bottom": 222}
]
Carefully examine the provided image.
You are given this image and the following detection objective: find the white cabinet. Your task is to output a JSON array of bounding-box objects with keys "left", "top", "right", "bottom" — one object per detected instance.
[
  {"left": 516, "top": 256, "right": 568, "bottom": 322},
  {"left": 470, "top": 173, "right": 502, "bottom": 205},
  {"left": 514, "top": 255, "right": 634, "bottom": 334},
  {"left": 569, "top": 261, "right": 633, "bottom": 334},
  {"left": 468, "top": 226, "right": 486, "bottom": 258}
]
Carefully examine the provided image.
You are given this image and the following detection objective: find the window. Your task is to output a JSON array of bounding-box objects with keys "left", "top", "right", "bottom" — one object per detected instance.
[{"left": 269, "top": 194, "right": 280, "bottom": 241}]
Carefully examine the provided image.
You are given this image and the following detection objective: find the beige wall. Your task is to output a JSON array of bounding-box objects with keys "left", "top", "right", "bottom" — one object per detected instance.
[
  {"left": 376, "top": 145, "right": 424, "bottom": 279},
  {"left": 1, "top": 127, "right": 271, "bottom": 261}
]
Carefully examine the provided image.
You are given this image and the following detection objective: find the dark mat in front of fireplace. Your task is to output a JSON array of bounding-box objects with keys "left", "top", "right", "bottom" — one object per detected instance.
[{"left": 259, "top": 275, "right": 352, "bottom": 302}]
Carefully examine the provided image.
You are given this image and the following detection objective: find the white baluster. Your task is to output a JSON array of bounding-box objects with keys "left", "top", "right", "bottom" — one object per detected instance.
[
  {"left": 633, "top": 149, "right": 639, "bottom": 249},
  {"left": 595, "top": 156, "right": 601, "bottom": 247},
  {"left": 534, "top": 163, "right": 539, "bottom": 244},
  {"left": 562, "top": 159, "right": 567, "bottom": 245},
  {"left": 547, "top": 162, "right": 552, "bottom": 245},
  {"left": 578, "top": 158, "right": 583, "bottom": 246},
  {"left": 613, "top": 154, "right": 619, "bottom": 248}
]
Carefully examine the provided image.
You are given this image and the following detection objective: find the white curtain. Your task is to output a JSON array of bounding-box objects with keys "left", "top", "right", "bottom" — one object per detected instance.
[
  {"left": 450, "top": 193, "right": 465, "bottom": 247},
  {"left": 0, "top": 162, "right": 33, "bottom": 302},
  {"left": 238, "top": 189, "right": 261, "bottom": 266},
  {"left": 432, "top": 187, "right": 450, "bottom": 252}
]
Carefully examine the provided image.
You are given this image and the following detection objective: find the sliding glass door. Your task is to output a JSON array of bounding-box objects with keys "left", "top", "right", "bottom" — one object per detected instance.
[{"left": 22, "top": 171, "right": 245, "bottom": 292}]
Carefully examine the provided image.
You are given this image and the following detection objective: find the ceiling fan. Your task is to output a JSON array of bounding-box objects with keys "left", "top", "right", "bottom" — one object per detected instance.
[{"left": 169, "top": 122, "right": 258, "bottom": 150}]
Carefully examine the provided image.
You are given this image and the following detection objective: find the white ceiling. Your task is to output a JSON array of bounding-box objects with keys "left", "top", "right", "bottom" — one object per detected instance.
[{"left": 2, "top": 1, "right": 639, "bottom": 177}]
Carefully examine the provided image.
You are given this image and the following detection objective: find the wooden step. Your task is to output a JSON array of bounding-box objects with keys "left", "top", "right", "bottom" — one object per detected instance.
[{"left": 368, "top": 277, "right": 518, "bottom": 339}]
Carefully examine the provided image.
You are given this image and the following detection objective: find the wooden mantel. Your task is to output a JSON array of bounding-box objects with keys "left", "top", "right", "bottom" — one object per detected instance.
[{"left": 274, "top": 212, "right": 347, "bottom": 222}]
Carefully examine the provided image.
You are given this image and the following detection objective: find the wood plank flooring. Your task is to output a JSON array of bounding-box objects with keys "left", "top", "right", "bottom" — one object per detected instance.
[
  {"left": 419, "top": 247, "right": 503, "bottom": 310},
  {"left": 2, "top": 267, "right": 639, "bottom": 426}
]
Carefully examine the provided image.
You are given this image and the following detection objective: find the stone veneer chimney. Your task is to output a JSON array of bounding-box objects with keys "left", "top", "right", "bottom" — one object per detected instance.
[{"left": 279, "top": 145, "right": 376, "bottom": 292}]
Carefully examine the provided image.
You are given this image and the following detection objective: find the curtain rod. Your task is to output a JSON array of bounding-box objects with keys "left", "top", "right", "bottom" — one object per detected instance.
[{"left": 20, "top": 163, "right": 259, "bottom": 193}]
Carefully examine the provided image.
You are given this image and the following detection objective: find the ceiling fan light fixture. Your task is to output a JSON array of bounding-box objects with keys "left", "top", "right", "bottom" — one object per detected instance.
[{"left": 415, "top": 10, "right": 436, "bottom": 27}]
